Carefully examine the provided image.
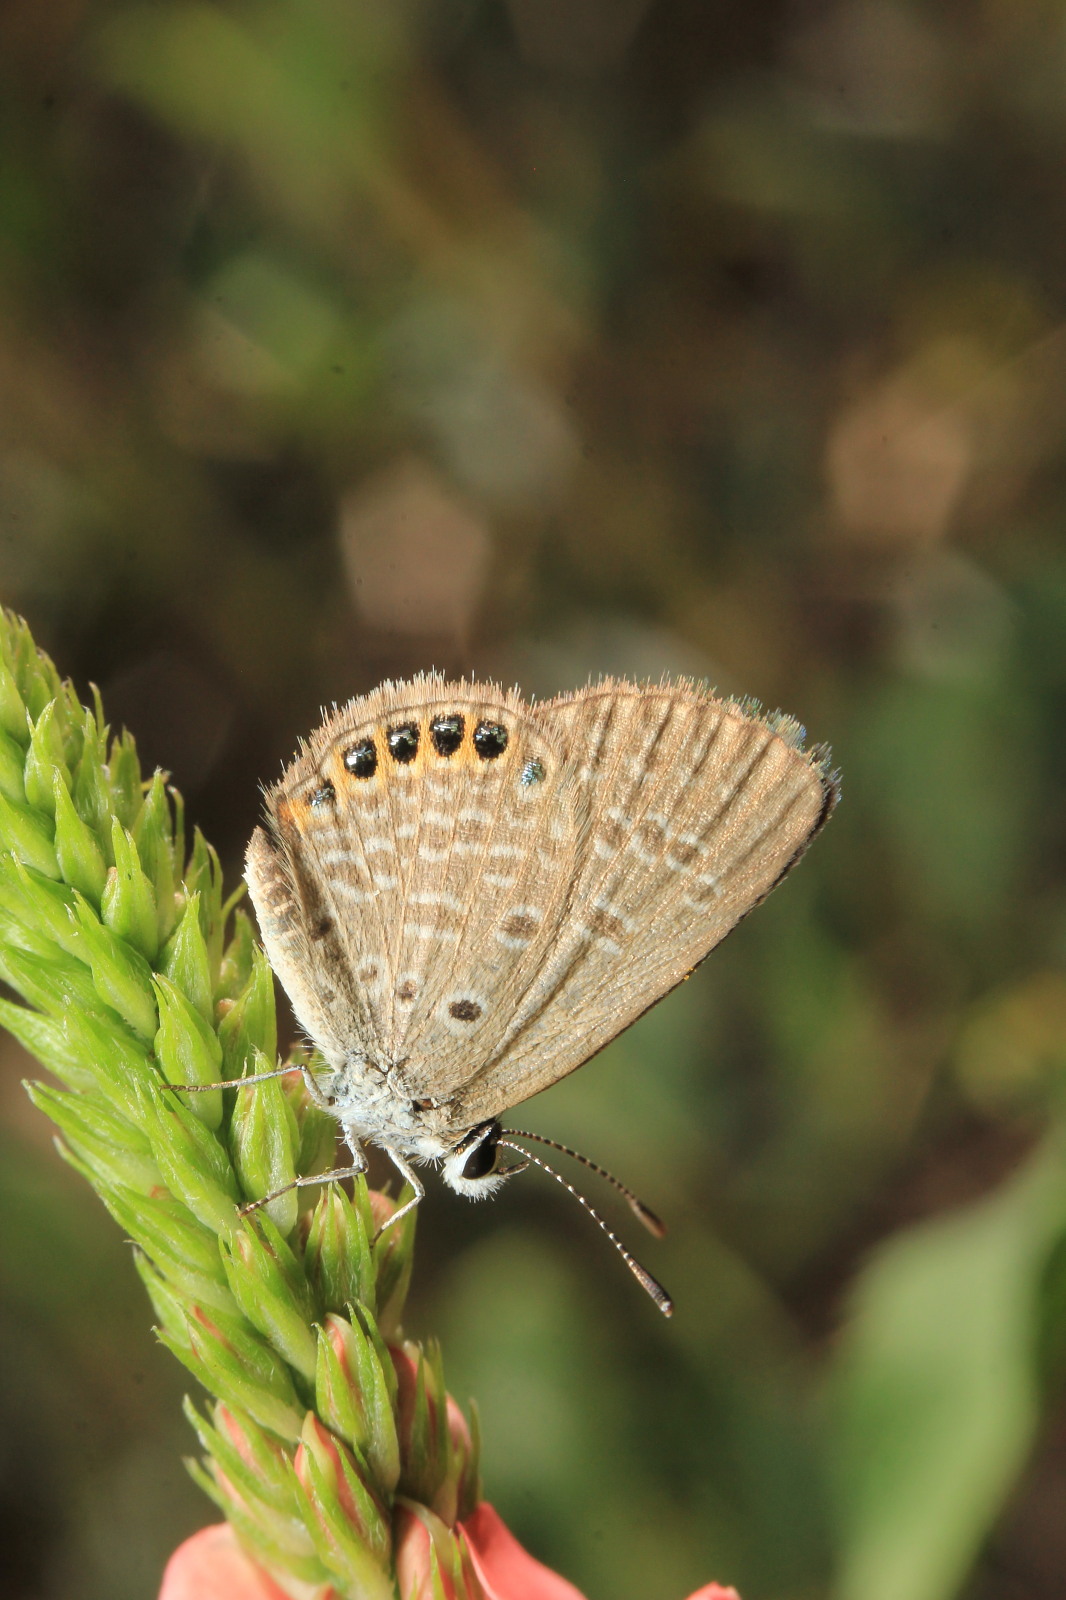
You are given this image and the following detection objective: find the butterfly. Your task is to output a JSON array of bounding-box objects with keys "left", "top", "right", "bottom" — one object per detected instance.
[{"left": 242, "top": 675, "right": 838, "bottom": 1311}]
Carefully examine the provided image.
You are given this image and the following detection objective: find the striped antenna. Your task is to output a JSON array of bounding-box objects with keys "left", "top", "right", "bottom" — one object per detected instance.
[{"left": 498, "top": 1138, "right": 673, "bottom": 1317}]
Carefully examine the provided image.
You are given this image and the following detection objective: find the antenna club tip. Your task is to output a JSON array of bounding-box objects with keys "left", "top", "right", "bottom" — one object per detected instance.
[{"left": 631, "top": 1200, "right": 667, "bottom": 1239}]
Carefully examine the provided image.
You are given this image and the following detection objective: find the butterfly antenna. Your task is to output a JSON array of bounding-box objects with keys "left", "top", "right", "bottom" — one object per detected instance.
[
  {"left": 504, "top": 1128, "right": 666, "bottom": 1238},
  {"left": 498, "top": 1139, "right": 673, "bottom": 1318}
]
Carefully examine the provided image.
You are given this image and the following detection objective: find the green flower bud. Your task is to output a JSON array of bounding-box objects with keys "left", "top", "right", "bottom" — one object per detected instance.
[
  {"left": 91, "top": 1184, "right": 236, "bottom": 1312},
  {"left": 315, "top": 1311, "right": 401, "bottom": 1493},
  {"left": 220, "top": 1217, "right": 319, "bottom": 1382},
  {"left": 218, "top": 945, "right": 277, "bottom": 1082},
  {"left": 17, "top": 637, "right": 62, "bottom": 720},
  {"left": 392, "top": 1340, "right": 450, "bottom": 1512},
  {"left": 0, "top": 902, "right": 50, "bottom": 960},
  {"left": 56, "top": 680, "right": 87, "bottom": 762},
  {"left": 184, "top": 828, "right": 226, "bottom": 970},
  {"left": 161, "top": 893, "right": 214, "bottom": 1024},
  {"left": 373, "top": 1190, "right": 417, "bottom": 1340},
  {"left": 72, "top": 713, "right": 114, "bottom": 856},
  {"left": 0, "top": 939, "right": 111, "bottom": 1028},
  {"left": 133, "top": 772, "right": 179, "bottom": 944},
  {"left": 0, "top": 791, "right": 58, "bottom": 878},
  {"left": 293, "top": 1413, "right": 393, "bottom": 1597},
  {"left": 184, "top": 1400, "right": 324, "bottom": 1579},
  {"left": 107, "top": 729, "right": 143, "bottom": 829},
  {"left": 23, "top": 701, "right": 71, "bottom": 815},
  {"left": 0, "top": 965, "right": 152, "bottom": 1115},
  {"left": 101, "top": 819, "right": 159, "bottom": 961},
  {"left": 183, "top": 1461, "right": 330, "bottom": 1589},
  {"left": 0, "top": 729, "right": 26, "bottom": 802},
  {"left": 132, "top": 1076, "right": 239, "bottom": 1235},
  {"left": 161, "top": 1304, "right": 305, "bottom": 1442},
  {"left": 49, "top": 999, "right": 154, "bottom": 1119},
  {"left": 71, "top": 894, "right": 158, "bottom": 1040},
  {"left": 304, "top": 1183, "right": 376, "bottom": 1318},
  {"left": 0, "top": 998, "right": 99, "bottom": 1093},
  {"left": 0, "top": 658, "right": 28, "bottom": 741},
  {"left": 27, "top": 1081, "right": 162, "bottom": 1194},
  {"left": 288, "top": 1065, "right": 341, "bottom": 1178},
  {"left": 135, "top": 1251, "right": 193, "bottom": 1348},
  {"left": 218, "top": 908, "right": 256, "bottom": 1001},
  {"left": 0, "top": 854, "right": 81, "bottom": 959},
  {"left": 52, "top": 772, "right": 107, "bottom": 904},
  {"left": 188, "top": 1398, "right": 307, "bottom": 1522},
  {"left": 154, "top": 974, "right": 224, "bottom": 1130},
  {"left": 169, "top": 782, "right": 186, "bottom": 880},
  {"left": 229, "top": 1054, "right": 300, "bottom": 1235}
]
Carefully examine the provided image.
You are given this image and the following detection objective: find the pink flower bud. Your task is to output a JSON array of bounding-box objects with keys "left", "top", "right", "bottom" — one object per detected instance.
[
  {"left": 445, "top": 1395, "right": 471, "bottom": 1455},
  {"left": 208, "top": 1405, "right": 290, "bottom": 1513},
  {"left": 368, "top": 1189, "right": 397, "bottom": 1232},
  {"left": 216, "top": 1406, "right": 256, "bottom": 1464},
  {"left": 442, "top": 1393, "right": 480, "bottom": 1523},
  {"left": 390, "top": 1340, "right": 437, "bottom": 1437},
  {"left": 388, "top": 1339, "right": 481, "bottom": 1522},
  {"left": 394, "top": 1504, "right": 481, "bottom": 1600},
  {"left": 294, "top": 1415, "right": 382, "bottom": 1542}
]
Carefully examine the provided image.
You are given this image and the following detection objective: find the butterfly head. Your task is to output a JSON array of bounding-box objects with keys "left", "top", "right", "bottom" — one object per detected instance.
[{"left": 441, "top": 1118, "right": 526, "bottom": 1199}]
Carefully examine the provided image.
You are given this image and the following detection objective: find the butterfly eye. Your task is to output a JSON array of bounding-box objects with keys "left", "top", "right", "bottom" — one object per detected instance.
[
  {"left": 430, "top": 714, "right": 464, "bottom": 756},
  {"left": 343, "top": 739, "right": 377, "bottom": 779},
  {"left": 387, "top": 723, "right": 420, "bottom": 763},
  {"left": 473, "top": 720, "right": 508, "bottom": 760},
  {"left": 461, "top": 1123, "right": 500, "bottom": 1181}
]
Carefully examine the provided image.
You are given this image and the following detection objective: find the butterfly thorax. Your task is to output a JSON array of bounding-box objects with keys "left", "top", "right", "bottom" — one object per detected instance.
[{"left": 313, "top": 1054, "right": 460, "bottom": 1163}]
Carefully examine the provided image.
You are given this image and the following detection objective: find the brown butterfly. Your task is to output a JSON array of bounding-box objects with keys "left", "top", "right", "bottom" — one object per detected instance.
[{"left": 238, "top": 676, "right": 837, "bottom": 1312}]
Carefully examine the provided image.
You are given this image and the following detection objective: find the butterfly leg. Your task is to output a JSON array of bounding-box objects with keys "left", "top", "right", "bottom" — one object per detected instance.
[
  {"left": 163, "top": 1059, "right": 337, "bottom": 1105},
  {"left": 374, "top": 1145, "right": 425, "bottom": 1239},
  {"left": 238, "top": 1142, "right": 368, "bottom": 1216},
  {"left": 295, "top": 1060, "right": 339, "bottom": 1111}
]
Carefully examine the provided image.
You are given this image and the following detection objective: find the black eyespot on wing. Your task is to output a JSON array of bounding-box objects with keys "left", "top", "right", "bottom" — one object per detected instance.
[
  {"left": 462, "top": 1124, "right": 500, "bottom": 1180},
  {"left": 309, "top": 781, "right": 335, "bottom": 807},
  {"left": 430, "top": 714, "right": 465, "bottom": 756},
  {"left": 449, "top": 998, "right": 482, "bottom": 1021},
  {"left": 473, "top": 720, "right": 508, "bottom": 760},
  {"left": 520, "top": 758, "right": 545, "bottom": 786},
  {"left": 344, "top": 739, "right": 377, "bottom": 779},
  {"left": 387, "top": 722, "right": 420, "bottom": 763}
]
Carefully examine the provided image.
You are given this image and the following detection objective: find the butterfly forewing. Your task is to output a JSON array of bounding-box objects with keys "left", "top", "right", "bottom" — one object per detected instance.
[
  {"left": 452, "top": 682, "right": 836, "bottom": 1123},
  {"left": 248, "top": 677, "right": 582, "bottom": 1095}
]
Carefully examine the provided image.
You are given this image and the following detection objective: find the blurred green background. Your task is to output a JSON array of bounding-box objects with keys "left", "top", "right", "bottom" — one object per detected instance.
[{"left": 3, "top": 2, "right": 1066, "bottom": 1597}]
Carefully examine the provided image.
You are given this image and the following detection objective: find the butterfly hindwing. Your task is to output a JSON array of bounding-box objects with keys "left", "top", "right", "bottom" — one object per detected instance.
[{"left": 452, "top": 681, "right": 837, "bottom": 1123}]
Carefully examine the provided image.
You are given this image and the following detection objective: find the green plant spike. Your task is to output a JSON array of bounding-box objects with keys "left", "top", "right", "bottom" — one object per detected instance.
[{"left": 0, "top": 608, "right": 481, "bottom": 1600}]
